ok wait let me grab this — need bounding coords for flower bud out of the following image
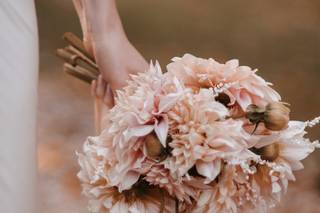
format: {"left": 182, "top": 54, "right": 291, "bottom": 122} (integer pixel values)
{"left": 264, "top": 102, "right": 290, "bottom": 131}
{"left": 258, "top": 143, "right": 280, "bottom": 162}
{"left": 246, "top": 104, "right": 266, "bottom": 123}
{"left": 145, "top": 133, "right": 165, "bottom": 161}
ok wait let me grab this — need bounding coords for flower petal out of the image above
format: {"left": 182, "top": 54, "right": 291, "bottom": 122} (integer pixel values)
{"left": 123, "top": 125, "right": 154, "bottom": 141}
{"left": 154, "top": 116, "right": 169, "bottom": 147}
{"left": 196, "top": 160, "right": 221, "bottom": 183}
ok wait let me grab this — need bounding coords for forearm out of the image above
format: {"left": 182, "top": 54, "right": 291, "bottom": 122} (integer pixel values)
{"left": 77, "top": 0, "right": 148, "bottom": 90}
{"left": 82, "top": 0, "right": 126, "bottom": 41}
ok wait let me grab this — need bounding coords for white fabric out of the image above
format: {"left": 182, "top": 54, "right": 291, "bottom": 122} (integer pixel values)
{"left": 0, "top": 0, "right": 38, "bottom": 213}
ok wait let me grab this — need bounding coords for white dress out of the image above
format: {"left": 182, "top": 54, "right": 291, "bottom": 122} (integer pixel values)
{"left": 0, "top": 0, "right": 38, "bottom": 212}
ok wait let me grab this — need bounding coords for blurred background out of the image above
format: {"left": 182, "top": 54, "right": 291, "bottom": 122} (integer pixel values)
{"left": 36, "top": 0, "right": 320, "bottom": 212}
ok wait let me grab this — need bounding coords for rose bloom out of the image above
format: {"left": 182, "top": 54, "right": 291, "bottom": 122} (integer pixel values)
{"left": 167, "top": 54, "right": 281, "bottom": 117}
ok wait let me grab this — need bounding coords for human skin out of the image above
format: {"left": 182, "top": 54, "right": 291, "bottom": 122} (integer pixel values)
{"left": 73, "top": 0, "right": 149, "bottom": 133}
{"left": 91, "top": 75, "right": 114, "bottom": 134}
{"left": 72, "top": 0, "right": 148, "bottom": 91}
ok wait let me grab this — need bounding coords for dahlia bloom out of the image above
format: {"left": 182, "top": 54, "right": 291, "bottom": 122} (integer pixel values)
{"left": 77, "top": 131, "right": 175, "bottom": 213}
{"left": 251, "top": 121, "right": 318, "bottom": 196}
{"left": 167, "top": 89, "right": 253, "bottom": 183}
{"left": 143, "top": 162, "right": 207, "bottom": 204}
{"left": 104, "top": 62, "right": 184, "bottom": 191}
{"left": 167, "top": 54, "right": 281, "bottom": 115}
{"left": 188, "top": 120, "right": 318, "bottom": 213}
{"left": 191, "top": 165, "right": 269, "bottom": 213}
{"left": 255, "top": 121, "right": 317, "bottom": 172}
{"left": 241, "top": 121, "right": 319, "bottom": 211}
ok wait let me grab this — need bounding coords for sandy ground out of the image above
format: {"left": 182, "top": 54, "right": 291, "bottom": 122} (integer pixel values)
{"left": 36, "top": 0, "right": 320, "bottom": 212}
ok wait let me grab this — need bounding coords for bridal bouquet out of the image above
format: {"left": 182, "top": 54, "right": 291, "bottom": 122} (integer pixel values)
{"left": 77, "top": 54, "right": 319, "bottom": 213}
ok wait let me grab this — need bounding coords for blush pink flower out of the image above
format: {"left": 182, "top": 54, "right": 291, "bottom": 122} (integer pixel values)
{"left": 254, "top": 121, "right": 317, "bottom": 172}
{"left": 78, "top": 138, "right": 176, "bottom": 213}
{"left": 191, "top": 165, "right": 268, "bottom": 213}
{"left": 167, "top": 54, "right": 281, "bottom": 115}
{"left": 190, "top": 120, "right": 318, "bottom": 213}
{"left": 101, "top": 62, "right": 185, "bottom": 191}
{"left": 77, "top": 135, "right": 116, "bottom": 187}
{"left": 77, "top": 55, "right": 319, "bottom": 213}
{"left": 238, "top": 121, "right": 320, "bottom": 211}
{"left": 82, "top": 183, "right": 175, "bottom": 213}
{"left": 166, "top": 89, "right": 253, "bottom": 183}
{"left": 143, "top": 162, "right": 208, "bottom": 204}
{"left": 252, "top": 121, "right": 318, "bottom": 190}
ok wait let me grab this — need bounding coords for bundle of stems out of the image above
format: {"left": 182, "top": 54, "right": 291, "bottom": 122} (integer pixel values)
{"left": 56, "top": 32, "right": 99, "bottom": 84}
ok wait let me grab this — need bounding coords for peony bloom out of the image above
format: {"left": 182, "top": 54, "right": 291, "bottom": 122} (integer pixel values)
{"left": 167, "top": 54, "right": 281, "bottom": 116}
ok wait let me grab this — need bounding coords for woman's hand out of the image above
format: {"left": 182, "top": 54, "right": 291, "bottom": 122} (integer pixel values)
{"left": 72, "top": 0, "right": 148, "bottom": 91}
{"left": 91, "top": 75, "right": 114, "bottom": 108}
{"left": 91, "top": 75, "right": 114, "bottom": 133}
{"left": 72, "top": 0, "right": 93, "bottom": 55}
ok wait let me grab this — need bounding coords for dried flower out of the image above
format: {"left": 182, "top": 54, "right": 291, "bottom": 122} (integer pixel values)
{"left": 215, "top": 92, "right": 231, "bottom": 106}
{"left": 251, "top": 143, "right": 280, "bottom": 161}
{"left": 246, "top": 102, "right": 290, "bottom": 132}
{"left": 264, "top": 102, "right": 290, "bottom": 131}
{"left": 144, "top": 132, "right": 167, "bottom": 162}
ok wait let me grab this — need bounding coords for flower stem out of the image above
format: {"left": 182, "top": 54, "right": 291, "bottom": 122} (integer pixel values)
{"left": 175, "top": 198, "right": 179, "bottom": 213}
{"left": 159, "top": 189, "right": 165, "bottom": 213}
